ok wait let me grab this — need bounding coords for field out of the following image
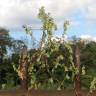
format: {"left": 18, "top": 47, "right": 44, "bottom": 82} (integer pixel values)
{"left": 0, "top": 5, "right": 96, "bottom": 96}
{"left": 0, "top": 89, "right": 96, "bottom": 96}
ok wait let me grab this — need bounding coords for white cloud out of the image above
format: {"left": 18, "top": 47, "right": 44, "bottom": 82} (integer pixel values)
{"left": 80, "top": 35, "right": 96, "bottom": 42}
{"left": 0, "top": 0, "right": 96, "bottom": 31}
{"left": 80, "top": 35, "right": 91, "bottom": 39}
{"left": 92, "top": 37, "right": 96, "bottom": 42}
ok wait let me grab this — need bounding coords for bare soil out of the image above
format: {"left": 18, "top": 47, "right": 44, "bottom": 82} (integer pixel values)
{"left": 0, "top": 89, "right": 96, "bottom": 96}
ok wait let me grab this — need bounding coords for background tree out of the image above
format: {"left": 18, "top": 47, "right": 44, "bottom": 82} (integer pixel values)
{"left": 0, "top": 28, "right": 13, "bottom": 89}
{"left": 81, "top": 41, "right": 96, "bottom": 90}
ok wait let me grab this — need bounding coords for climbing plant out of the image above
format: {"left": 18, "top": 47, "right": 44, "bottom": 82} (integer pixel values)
{"left": 25, "top": 7, "right": 81, "bottom": 90}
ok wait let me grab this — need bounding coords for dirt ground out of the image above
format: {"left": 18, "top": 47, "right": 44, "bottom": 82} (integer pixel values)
{"left": 0, "top": 89, "right": 96, "bottom": 96}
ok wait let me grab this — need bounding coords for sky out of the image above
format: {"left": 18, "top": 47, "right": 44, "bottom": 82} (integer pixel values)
{"left": 0, "top": 0, "right": 96, "bottom": 41}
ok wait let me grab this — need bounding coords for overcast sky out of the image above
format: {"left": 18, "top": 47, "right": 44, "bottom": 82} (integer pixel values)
{"left": 0, "top": 0, "right": 96, "bottom": 40}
